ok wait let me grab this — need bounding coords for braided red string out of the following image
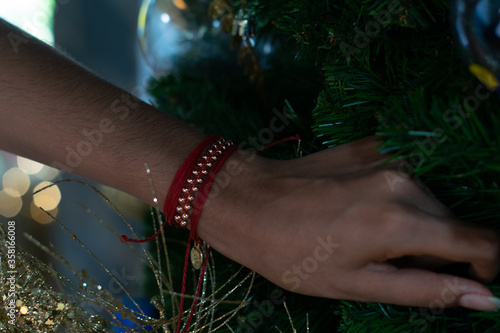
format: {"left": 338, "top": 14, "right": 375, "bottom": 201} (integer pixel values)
{"left": 164, "top": 135, "right": 222, "bottom": 230}
{"left": 120, "top": 135, "right": 219, "bottom": 244}
{"left": 176, "top": 144, "right": 237, "bottom": 332}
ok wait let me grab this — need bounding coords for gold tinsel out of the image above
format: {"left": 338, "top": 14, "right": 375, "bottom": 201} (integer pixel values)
{"left": 0, "top": 178, "right": 256, "bottom": 332}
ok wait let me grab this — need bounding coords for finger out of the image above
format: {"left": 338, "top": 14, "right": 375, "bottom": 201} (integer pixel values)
{"left": 350, "top": 265, "right": 499, "bottom": 311}
{"left": 387, "top": 214, "right": 500, "bottom": 283}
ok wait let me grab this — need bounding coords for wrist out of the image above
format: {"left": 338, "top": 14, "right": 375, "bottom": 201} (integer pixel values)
{"left": 196, "top": 148, "right": 276, "bottom": 264}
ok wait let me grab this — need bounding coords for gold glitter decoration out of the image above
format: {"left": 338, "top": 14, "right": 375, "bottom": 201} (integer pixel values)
{"left": 0, "top": 224, "right": 107, "bottom": 332}
{"left": 0, "top": 177, "right": 259, "bottom": 332}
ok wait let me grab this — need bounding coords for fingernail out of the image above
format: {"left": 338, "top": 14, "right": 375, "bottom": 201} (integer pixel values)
{"left": 459, "top": 294, "right": 500, "bottom": 311}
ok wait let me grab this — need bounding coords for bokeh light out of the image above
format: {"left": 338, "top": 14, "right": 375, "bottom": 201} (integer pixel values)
{"left": 17, "top": 156, "right": 44, "bottom": 175}
{"left": 0, "top": 189, "right": 22, "bottom": 217}
{"left": 35, "top": 165, "right": 60, "bottom": 181}
{"left": 3, "top": 167, "right": 30, "bottom": 196}
{"left": 30, "top": 201, "right": 57, "bottom": 224}
{"left": 161, "top": 13, "right": 170, "bottom": 23}
{"left": 19, "top": 306, "right": 28, "bottom": 315}
{"left": 173, "top": 0, "right": 188, "bottom": 10}
{"left": 33, "top": 181, "right": 61, "bottom": 211}
{"left": 0, "top": 0, "right": 55, "bottom": 45}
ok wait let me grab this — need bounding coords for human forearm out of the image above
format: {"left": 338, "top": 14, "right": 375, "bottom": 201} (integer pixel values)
{"left": 0, "top": 18, "right": 270, "bottom": 283}
{"left": 0, "top": 18, "right": 205, "bottom": 205}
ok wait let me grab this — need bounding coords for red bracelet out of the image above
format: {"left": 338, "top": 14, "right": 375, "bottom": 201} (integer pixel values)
{"left": 120, "top": 135, "right": 236, "bottom": 243}
{"left": 177, "top": 136, "right": 237, "bottom": 332}
{"left": 166, "top": 136, "right": 236, "bottom": 233}
{"left": 120, "top": 135, "right": 237, "bottom": 333}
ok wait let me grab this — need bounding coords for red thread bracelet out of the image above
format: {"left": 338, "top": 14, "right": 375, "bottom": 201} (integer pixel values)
{"left": 120, "top": 135, "right": 237, "bottom": 333}
{"left": 174, "top": 137, "right": 237, "bottom": 333}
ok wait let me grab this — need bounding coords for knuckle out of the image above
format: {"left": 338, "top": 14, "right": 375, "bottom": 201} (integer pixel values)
{"left": 373, "top": 169, "right": 415, "bottom": 193}
{"left": 375, "top": 202, "right": 418, "bottom": 238}
{"left": 377, "top": 169, "right": 401, "bottom": 180}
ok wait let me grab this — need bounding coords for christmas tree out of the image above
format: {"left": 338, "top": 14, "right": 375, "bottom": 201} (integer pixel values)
{"left": 3, "top": 0, "right": 500, "bottom": 331}
{"left": 144, "top": 0, "right": 500, "bottom": 331}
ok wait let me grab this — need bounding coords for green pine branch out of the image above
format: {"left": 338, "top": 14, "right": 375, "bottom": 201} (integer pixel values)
{"left": 147, "top": 0, "right": 500, "bottom": 331}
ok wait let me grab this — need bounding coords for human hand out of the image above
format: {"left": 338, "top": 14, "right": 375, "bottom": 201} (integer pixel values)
{"left": 198, "top": 136, "right": 500, "bottom": 312}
